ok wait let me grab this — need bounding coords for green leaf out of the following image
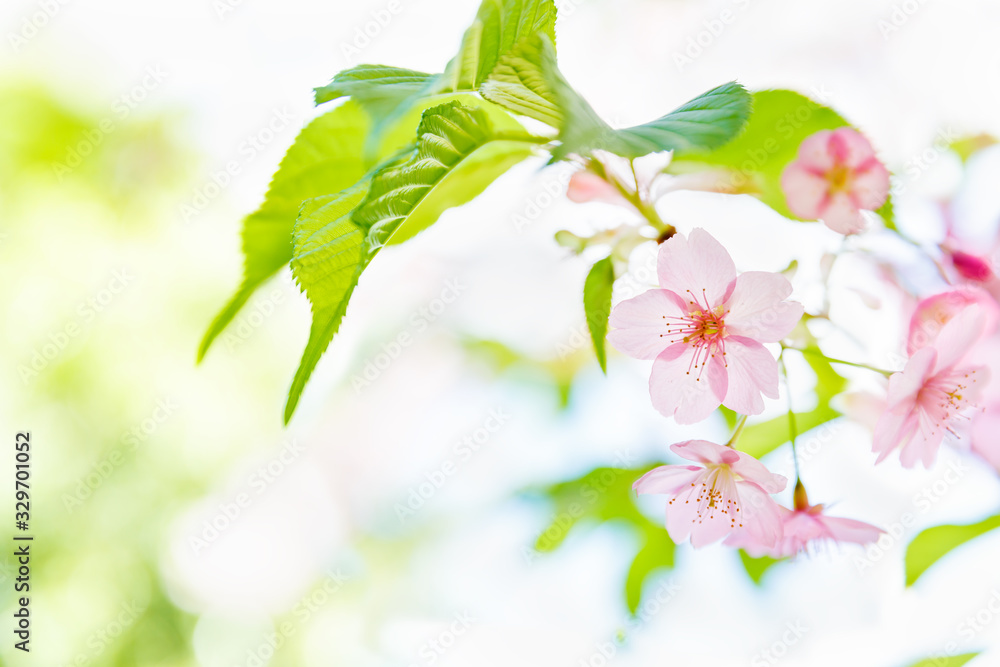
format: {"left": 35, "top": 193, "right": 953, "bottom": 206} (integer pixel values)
{"left": 876, "top": 196, "right": 896, "bottom": 231}
{"left": 283, "top": 101, "right": 538, "bottom": 421}
{"left": 529, "top": 462, "right": 675, "bottom": 615}
{"left": 285, "top": 185, "right": 370, "bottom": 424}
{"left": 669, "top": 89, "right": 895, "bottom": 226}
{"left": 625, "top": 532, "right": 675, "bottom": 614}
{"left": 736, "top": 351, "right": 846, "bottom": 459}
{"left": 313, "top": 65, "right": 442, "bottom": 160}
{"left": 529, "top": 35, "right": 751, "bottom": 161}
{"left": 441, "top": 0, "right": 557, "bottom": 92}
{"left": 351, "top": 101, "right": 536, "bottom": 252}
{"left": 607, "top": 81, "right": 753, "bottom": 160}
{"left": 313, "top": 0, "right": 557, "bottom": 152}
{"left": 738, "top": 550, "right": 783, "bottom": 585}
{"left": 904, "top": 653, "right": 980, "bottom": 667}
{"left": 583, "top": 256, "right": 615, "bottom": 373}
{"left": 479, "top": 34, "right": 562, "bottom": 127}
{"left": 905, "top": 514, "right": 1000, "bottom": 586}
{"left": 313, "top": 65, "right": 437, "bottom": 114}
{"left": 198, "top": 102, "right": 369, "bottom": 361}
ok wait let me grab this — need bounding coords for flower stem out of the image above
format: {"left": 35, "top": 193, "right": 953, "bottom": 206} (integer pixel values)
{"left": 779, "top": 352, "right": 802, "bottom": 483}
{"left": 782, "top": 344, "right": 894, "bottom": 377}
{"left": 592, "top": 157, "right": 676, "bottom": 238}
{"left": 726, "top": 414, "right": 749, "bottom": 448}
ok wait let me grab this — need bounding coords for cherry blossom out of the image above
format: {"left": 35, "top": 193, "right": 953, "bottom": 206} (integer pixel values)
{"left": 634, "top": 440, "right": 787, "bottom": 548}
{"left": 874, "top": 305, "right": 991, "bottom": 468}
{"left": 907, "top": 287, "right": 999, "bottom": 355}
{"left": 607, "top": 228, "right": 803, "bottom": 423}
{"left": 727, "top": 482, "right": 882, "bottom": 557}
{"left": 781, "top": 127, "right": 890, "bottom": 235}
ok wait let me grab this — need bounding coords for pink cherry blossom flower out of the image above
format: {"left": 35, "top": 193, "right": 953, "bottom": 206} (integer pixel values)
{"left": 781, "top": 127, "right": 890, "bottom": 235}
{"left": 906, "top": 287, "right": 999, "bottom": 355}
{"left": 726, "top": 482, "right": 882, "bottom": 557}
{"left": 607, "top": 228, "right": 804, "bottom": 423}
{"left": 634, "top": 440, "right": 787, "bottom": 548}
{"left": 728, "top": 505, "right": 883, "bottom": 558}
{"left": 874, "top": 306, "right": 991, "bottom": 468}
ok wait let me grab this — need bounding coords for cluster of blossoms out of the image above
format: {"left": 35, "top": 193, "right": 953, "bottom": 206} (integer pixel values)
{"left": 569, "top": 126, "right": 998, "bottom": 557}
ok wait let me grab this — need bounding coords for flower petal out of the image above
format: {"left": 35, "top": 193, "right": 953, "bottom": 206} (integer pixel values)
{"left": 817, "top": 515, "right": 883, "bottom": 545}
{"left": 720, "top": 336, "right": 779, "bottom": 416}
{"left": 649, "top": 344, "right": 727, "bottom": 424}
{"left": 931, "top": 305, "right": 988, "bottom": 373}
{"left": 873, "top": 409, "right": 918, "bottom": 464}
{"left": 907, "top": 288, "right": 999, "bottom": 355}
{"left": 898, "top": 420, "right": 947, "bottom": 469}
{"left": 656, "top": 228, "right": 736, "bottom": 307}
{"left": 670, "top": 439, "right": 730, "bottom": 465}
{"left": 633, "top": 464, "right": 703, "bottom": 495}
{"left": 728, "top": 451, "right": 788, "bottom": 494}
{"left": 886, "top": 347, "right": 937, "bottom": 408}
{"left": 566, "top": 169, "right": 625, "bottom": 205}
{"left": 828, "top": 127, "right": 877, "bottom": 168}
{"left": 971, "top": 406, "right": 1000, "bottom": 470}
{"left": 725, "top": 272, "right": 804, "bottom": 343}
{"left": 820, "top": 192, "right": 867, "bottom": 235}
{"left": 781, "top": 162, "right": 830, "bottom": 220}
{"left": 850, "top": 160, "right": 890, "bottom": 211}
{"left": 735, "top": 481, "right": 784, "bottom": 548}
{"left": 607, "top": 289, "right": 687, "bottom": 360}
{"left": 795, "top": 130, "right": 836, "bottom": 171}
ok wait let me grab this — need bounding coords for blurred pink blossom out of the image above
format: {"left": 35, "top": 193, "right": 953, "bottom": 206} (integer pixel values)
{"left": 906, "top": 287, "right": 999, "bottom": 355}
{"left": 727, "top": 504, "right": 882, "bottom": 558}
{"left": 781, "top": 127, "right": 890, "bottom": 235}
